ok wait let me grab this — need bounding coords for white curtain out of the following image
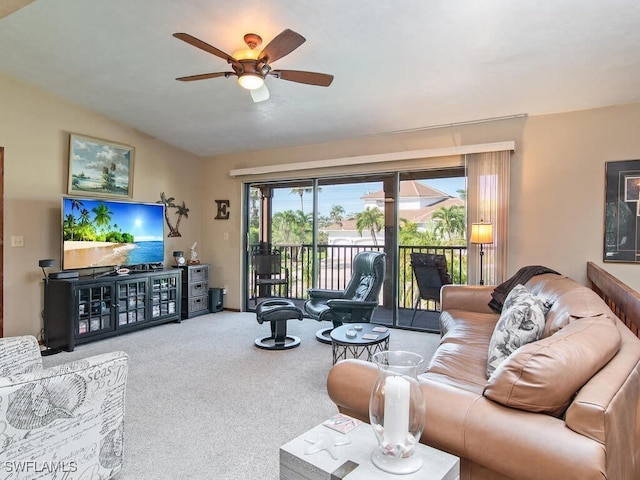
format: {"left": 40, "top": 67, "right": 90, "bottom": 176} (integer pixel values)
{"left": 466, "top": 150, "right": 511, "bottom": 285}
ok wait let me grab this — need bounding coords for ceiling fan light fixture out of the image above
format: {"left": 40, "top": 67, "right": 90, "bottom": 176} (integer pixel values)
{"left": 238, "top": 73, "right": 264, "bottom": 90}
{"left": 173, "top": 29, "right": 333, "bottom": 92}
{"left": 232, "top": 47, "right": 260, "bottom": 61}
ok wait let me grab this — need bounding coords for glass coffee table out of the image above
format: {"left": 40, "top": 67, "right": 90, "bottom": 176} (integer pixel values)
{"left": 330, "top": 323, "right": 390, "bottom": 364}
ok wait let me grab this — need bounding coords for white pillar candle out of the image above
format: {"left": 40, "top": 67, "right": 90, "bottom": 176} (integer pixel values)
{"left": 383, "top": 375, "right": 410, "bottom": 448}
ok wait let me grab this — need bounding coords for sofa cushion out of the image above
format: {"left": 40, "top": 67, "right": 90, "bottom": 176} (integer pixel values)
{"left": 541, "top": 286, "right": 613, "bottom": 338}
{"left": 429, "top": 309, "right": 499, "bottom": 393}
{"left": 483, "top": 315, "right": 621, "bottom": 417}
{"left": 525, "top": 273, "right": 577, "bottom": 302}
{"left": 486, "top": 285, "right": 546, "bottom": 377}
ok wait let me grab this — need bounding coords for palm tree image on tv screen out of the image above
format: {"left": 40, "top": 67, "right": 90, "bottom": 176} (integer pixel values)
{"left": 62, "top": 197, "right": 165, "bottom": 270}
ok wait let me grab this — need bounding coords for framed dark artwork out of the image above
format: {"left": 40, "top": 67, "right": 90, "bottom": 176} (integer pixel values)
{"left": 68, "top": 134, "right": 135, "bottom": 198}
{"left": 604, "top": 159, "right": 640, "bottom": 263}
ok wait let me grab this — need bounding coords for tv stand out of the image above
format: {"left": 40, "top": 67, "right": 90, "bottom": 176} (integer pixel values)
{"left": 44, "top": 269, "right": 182, "bottom": 352}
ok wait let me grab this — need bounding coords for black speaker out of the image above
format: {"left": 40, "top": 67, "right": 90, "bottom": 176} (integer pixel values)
{"left": 208, "top": 288, "right": 223, "bottom": 313}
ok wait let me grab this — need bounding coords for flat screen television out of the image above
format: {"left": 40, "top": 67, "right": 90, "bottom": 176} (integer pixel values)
{"left": 62, "top": 196, "right": 165, "bottom": 271}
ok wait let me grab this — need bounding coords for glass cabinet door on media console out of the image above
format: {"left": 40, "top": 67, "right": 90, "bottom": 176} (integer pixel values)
{"left": 116, "top": 278, "right": 147, "bottom": 327}
{"left": 76, "top": 282, "right": 113, "bottom": 337}
{"left": 150, "top": 275, "right": 179, "bottom": 319}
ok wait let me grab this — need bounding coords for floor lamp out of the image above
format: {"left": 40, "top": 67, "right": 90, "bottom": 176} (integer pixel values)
{"left": 470, "top": 222, "right": 493, "bottom": 285}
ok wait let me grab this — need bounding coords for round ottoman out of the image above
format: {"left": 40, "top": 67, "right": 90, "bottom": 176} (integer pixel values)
{"left": 255, "top": 299, "right": 304, "bottom": 350}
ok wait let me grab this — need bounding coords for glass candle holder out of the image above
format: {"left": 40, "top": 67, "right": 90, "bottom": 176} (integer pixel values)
{"left": 369, "top": 350, "right": 426, "bottom": 474}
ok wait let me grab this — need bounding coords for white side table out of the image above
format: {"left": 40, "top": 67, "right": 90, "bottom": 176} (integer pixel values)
{"left": 280, "top": 419, "right": 459, "bottom": 480}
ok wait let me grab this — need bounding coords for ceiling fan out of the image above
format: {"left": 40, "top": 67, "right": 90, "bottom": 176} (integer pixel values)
{"left": 173, "top": 29, "right": 334, "bottom": 102}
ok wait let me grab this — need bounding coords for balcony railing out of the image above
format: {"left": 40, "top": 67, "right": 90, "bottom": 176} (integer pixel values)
{"left": 249, "top": 244, "right": 468, "bottom": 311}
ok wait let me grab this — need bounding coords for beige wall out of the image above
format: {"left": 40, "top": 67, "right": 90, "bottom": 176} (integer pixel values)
{"left": 3, "top": 67, "right": 640, "bottom": 332}
{"left": 1, "top": 73, "right": 204, "bottom": 337}
{"left": 203, "top": 104, "right": 640, "bottom": 311}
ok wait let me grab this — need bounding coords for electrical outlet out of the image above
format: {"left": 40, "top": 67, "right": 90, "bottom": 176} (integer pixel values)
{"left": 223, "top": 284, "right": 228, "bottom": 295}
{"left": 223, "top": 232, "right": 229, "bottom": 241}
{"left": 11, "top": 235, "right": 24, "bottom": 247}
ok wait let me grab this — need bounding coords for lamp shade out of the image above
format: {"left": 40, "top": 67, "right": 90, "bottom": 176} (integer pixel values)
{"left": 38, "top": 259, "right": 55, "bottom": 268}
{"left": 470, "top": 222, "right": 493, "bottom": 244}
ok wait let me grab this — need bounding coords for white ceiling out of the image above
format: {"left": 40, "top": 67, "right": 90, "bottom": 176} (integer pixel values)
{"left": 1, "top": 0, "right": 639, "bottom": 157}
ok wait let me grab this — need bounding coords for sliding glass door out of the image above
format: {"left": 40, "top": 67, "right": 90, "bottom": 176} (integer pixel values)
{"left": 396, "top": 171, "right": 466, "bottom": 331}
{"left": 244, "top": 168, "right": 466, "bottom": 332}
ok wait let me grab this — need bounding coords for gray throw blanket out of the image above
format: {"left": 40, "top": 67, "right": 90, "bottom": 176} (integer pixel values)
{"left": 488, "top": 265, "right": 560, "bottom": 313}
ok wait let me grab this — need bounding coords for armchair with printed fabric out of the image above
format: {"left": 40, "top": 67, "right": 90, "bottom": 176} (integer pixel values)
{"left": 0, "top": 335, "right": 129, "bottom": 479}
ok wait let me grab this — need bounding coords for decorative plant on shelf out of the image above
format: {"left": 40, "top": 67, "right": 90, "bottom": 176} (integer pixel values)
{"left": 157, "top": 192, "right": 190, "bottom": 237}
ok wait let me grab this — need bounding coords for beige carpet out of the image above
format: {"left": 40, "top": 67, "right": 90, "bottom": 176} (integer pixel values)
{"left": 44, "top": 312, "right": 441, "bottom": 479}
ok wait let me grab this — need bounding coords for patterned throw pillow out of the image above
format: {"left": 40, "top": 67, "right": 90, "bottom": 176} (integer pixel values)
{"left": 486, "top": 284, "right": 546, "bottom": 378}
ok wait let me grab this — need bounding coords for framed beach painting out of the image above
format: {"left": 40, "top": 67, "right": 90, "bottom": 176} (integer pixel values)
{"left": 604, "top": 159, "right": 640, "bottom": 263}
{"left": 68, "top": 134, "right": 135, "bottom": 198}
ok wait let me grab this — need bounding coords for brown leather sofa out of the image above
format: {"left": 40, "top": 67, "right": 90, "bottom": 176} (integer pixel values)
{"left": 327, "top": 273, "right": 640, "bottom": 480}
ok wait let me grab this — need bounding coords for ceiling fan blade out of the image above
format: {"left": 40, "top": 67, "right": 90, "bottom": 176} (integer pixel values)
{"left": 250, "top": 84, "right": 270, "bottom": 103}
{"left": 176, "top": 72, "right": 235, "bottom": 82}
{"left": 258, "top": 29, "right": 306, "bottom": 64}
{"left": 173, "top": 32, "right": 239, "bottom": 65}
{"left": 271, "top": 70, "right": 334, "bottom": 87}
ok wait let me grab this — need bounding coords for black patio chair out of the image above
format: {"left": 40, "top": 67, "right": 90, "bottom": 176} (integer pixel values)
{"left": 410, "top": 253, "right": 452, "bottom": 325}
{"left": 252, "top": 249, "right": 289, "bottom": 299}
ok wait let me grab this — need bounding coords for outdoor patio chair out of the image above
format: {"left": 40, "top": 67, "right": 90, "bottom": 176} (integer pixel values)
{"left": 253, "top": 249, "right": 289, "bottom": 299}
{"left": 304, "top": 250, "right": 386, "bottom": 343}
{"left": 410, "top": 252, "right": 452, "bottom": 325}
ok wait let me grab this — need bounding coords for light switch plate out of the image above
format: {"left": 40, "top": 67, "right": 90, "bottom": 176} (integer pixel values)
{"left": 11, "top": 235, "right": 24, "bottom": 247}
